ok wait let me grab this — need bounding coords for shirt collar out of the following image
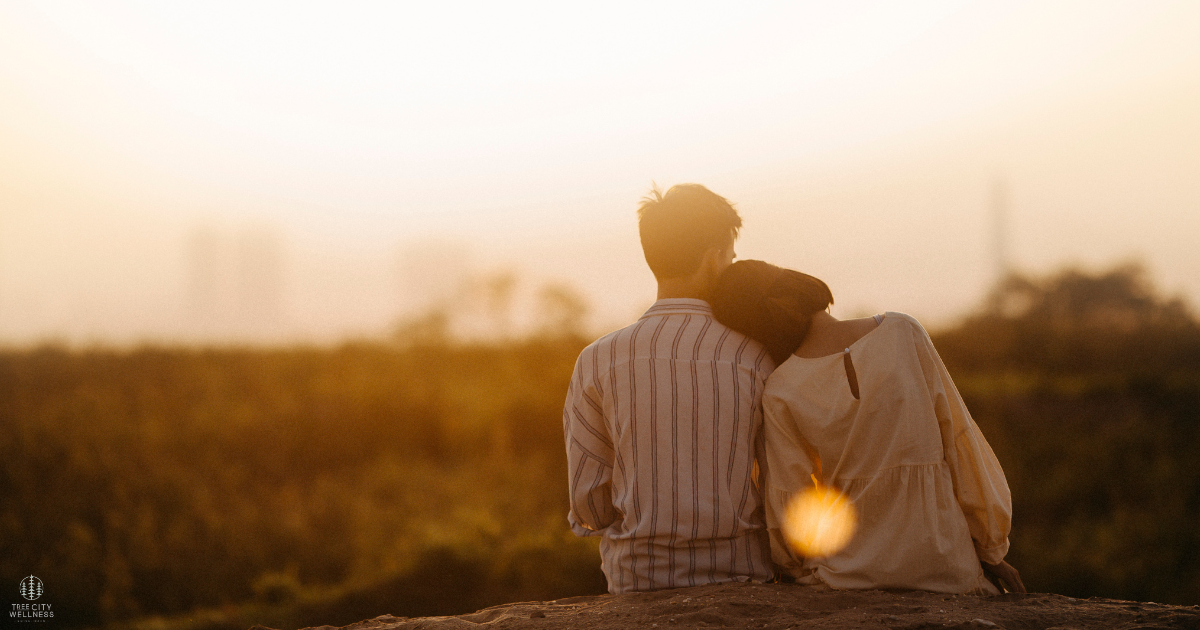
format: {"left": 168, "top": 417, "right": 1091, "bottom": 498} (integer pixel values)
{"left": 639, "top": 298, "right": 714, "bottom": 320}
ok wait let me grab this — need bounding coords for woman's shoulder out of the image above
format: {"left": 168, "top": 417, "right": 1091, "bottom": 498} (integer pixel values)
{"left": 867, "top": 312, "right": 940, "bottom": 360}
{"left": 881, "top": 311, "right": 919, "bottom": 325}
{"left": 872, "top": 313, "right": 950, "bottom": 376}
{"left": 881, "top": 311, "right": 931, "bottom": 337}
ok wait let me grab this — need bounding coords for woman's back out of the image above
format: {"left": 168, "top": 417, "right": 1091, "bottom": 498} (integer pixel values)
{"left": 761, "top": 312, "right": 1010, "bottom": 594}
{"left": 791, "top": 312, "right": 882, "bottom": 359}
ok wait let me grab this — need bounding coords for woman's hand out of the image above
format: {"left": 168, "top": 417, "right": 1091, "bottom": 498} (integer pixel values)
{"left": 981, "top": 560, "right": 1026, "bottom": 593}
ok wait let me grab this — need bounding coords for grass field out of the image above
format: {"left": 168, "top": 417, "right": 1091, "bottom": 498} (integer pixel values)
{"left": 2, "top": 265, "right": 1198, "bottom": 629}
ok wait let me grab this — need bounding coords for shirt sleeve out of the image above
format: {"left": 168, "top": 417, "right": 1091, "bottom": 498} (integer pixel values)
{"left": 911, "top": 320, "right": 1013, "bottom": 565}
{"left": 564, "top": 348, "right": 618, "bottom": 537}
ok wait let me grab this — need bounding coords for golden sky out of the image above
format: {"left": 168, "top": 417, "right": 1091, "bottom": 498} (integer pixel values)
{"left": 1, "top": 1, "right": 1198, "bottom": 344}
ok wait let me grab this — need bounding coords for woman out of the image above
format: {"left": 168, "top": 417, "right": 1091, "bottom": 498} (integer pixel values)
{"left": 710, "top": 260, "right": 1024, "bottom": 594}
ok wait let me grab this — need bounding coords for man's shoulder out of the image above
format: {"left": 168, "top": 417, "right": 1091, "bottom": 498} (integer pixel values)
{"left": 577, "top": 315, "right": 773, "bottom": 371}
{"left": 575, "top": 319, "right": 643, "bottom": 365}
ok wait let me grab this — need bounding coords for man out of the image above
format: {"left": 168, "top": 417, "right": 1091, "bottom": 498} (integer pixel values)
{"left": 563, "top": 184, "right": 776, "bottom": 594}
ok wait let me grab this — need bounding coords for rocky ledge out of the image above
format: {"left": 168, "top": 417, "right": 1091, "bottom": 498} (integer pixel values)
{"left": 253, "top": 582, "right": 1200, "bottom": 630}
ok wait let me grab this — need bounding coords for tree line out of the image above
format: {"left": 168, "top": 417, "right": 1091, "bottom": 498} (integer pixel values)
{"left": 0, "top": 263, "right": 1196, "bottom": 630}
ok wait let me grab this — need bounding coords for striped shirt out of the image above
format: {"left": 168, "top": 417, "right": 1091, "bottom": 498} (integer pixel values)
{"left": 564, "top": 298, "right": 776, "bottom": 594}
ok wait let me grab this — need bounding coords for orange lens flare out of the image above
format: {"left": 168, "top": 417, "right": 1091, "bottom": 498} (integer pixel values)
{"left": 782, "top": 475, "right": 858, "bottom": 558}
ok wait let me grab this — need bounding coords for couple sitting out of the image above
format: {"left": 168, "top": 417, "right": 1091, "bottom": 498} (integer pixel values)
{"left": 563, "top": 184, "right": 1024, "bottom": 596}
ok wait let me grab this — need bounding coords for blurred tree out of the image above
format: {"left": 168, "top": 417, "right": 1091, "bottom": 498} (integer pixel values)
{"left": 392, "top": 308, "right": 450, "bottom": 348}
{"left": 4, "top": 262, "right": 1199, "bottom": 630}
{"left": 940, "top": 262, "right": 1200, "bottom": 373}
{"left": 930, "top": 261, "right": 1200, "bottom": 604}
{"left": 535, "top": 283, "right": 589, "bottom": 340}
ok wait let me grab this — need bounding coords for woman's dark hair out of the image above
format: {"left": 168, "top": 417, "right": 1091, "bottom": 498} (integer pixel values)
{"left": 710, "top": 260, "right": 834, "bottom": 365}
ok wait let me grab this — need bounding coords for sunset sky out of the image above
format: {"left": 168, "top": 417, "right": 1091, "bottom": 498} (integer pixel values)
{"left": 1, "top": 1, "right": 1198, "bottom": 344}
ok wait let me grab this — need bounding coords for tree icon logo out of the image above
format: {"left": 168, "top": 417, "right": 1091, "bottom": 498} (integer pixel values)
{"left": 19, "top": 575, "right": 43, "bottom": 601}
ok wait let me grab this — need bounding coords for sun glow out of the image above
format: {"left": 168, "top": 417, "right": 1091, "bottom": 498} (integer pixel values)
{"left": 2, "top": 2, "right": 1199, "bottom": 345}
{"left": 783, "top": 475, "right": 858, "bottom": 558}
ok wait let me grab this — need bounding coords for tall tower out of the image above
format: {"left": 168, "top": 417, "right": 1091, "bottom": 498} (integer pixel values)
{"left": 991, "top": 178, "right": 1011, "bottom": 284}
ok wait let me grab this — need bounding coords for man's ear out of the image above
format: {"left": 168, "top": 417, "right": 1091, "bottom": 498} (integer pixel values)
{"left": 700, "top": 246, "right": 722, "bottom": 275}
{"left": 700, "top": 246, "right": 728, "bottom": 290}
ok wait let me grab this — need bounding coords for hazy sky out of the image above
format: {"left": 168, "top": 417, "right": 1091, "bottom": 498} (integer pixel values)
{"left": 2, "top": 1, "right": 1198, "bottom": 344}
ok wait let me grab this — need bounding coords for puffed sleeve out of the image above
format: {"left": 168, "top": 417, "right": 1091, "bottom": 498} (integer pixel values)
{"left": 563, "top": 347, "right": 618, "bottom": 537}
{"left": 911, "top": 320, "right": 1012, "bottom": 565}
{"left": 762, "top": 385, "right": 821, "bottom": 574}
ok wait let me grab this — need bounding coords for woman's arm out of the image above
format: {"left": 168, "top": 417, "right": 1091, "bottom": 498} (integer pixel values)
{"left": 762, "top": 391, "right": 821, "bottom": 573}
{"left": 982, "top": 559, "right": 1026, "bottom": 593}
{"left": 910, "top": 318, "right": 1015, "bottom": 566}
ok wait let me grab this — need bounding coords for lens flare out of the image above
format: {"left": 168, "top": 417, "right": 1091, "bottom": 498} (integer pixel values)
{"left": 783, "top": 475, "right": 858, "bottom": 557}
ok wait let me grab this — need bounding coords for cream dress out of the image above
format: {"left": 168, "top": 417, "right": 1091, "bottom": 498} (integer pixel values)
{"left": 762, "top": 312, "right": 1010, "bottom": 594}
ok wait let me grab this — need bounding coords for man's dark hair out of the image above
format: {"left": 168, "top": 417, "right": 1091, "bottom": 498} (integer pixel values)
{"left": 637, "top": 184, "right": 742, "bottom": 280}
{"left": 711, "top": 260, "right": 834, "bottom": 365}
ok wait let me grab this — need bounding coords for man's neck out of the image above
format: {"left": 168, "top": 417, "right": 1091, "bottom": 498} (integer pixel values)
{"left": 656, "top": 276, "right": 710, "bottom": 302}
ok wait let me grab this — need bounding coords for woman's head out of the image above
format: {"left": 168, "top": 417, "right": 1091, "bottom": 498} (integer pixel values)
{"left": 710, "top": 260, "right": 834, "bottom": 365}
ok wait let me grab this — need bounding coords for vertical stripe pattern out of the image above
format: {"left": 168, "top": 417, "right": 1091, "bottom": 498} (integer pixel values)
{"left": 564, "top": 299, "right": 776, "bottom": 594}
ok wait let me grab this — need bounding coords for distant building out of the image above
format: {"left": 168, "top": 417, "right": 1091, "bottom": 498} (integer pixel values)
{"left": 186, "top": 225, "right": 286, "bottom": 342}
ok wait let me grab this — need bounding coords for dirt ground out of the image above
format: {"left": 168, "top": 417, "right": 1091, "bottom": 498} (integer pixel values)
{"left": 273, "top": 582, "right": 1200, "bottom": 630}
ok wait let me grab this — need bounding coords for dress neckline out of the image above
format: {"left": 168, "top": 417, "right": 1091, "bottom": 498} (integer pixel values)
{"left": 788, "top": 313, "right": 890, "bottom": 362}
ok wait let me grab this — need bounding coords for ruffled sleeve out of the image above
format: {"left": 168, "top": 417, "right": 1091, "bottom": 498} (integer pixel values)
{"left": 910, "top": 319, "right": 1012, "bottom": 565}
{"left": 762, "top": 385, "right": 821, "bottom": 574}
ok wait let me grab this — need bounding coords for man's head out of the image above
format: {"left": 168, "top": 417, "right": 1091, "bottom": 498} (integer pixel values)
{"left": 637, "top": 184, "right": 742, "bottom": 296}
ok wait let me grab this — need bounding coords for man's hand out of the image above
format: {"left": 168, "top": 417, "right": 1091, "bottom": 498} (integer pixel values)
{"left": 981, "top": 560, "right": 1026, "bottom": 593}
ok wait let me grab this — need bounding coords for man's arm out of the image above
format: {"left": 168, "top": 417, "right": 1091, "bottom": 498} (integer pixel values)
{"left": 564, "top": 351, "right": 618, "bottom": 536}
